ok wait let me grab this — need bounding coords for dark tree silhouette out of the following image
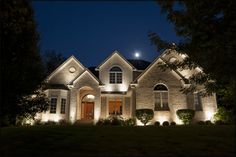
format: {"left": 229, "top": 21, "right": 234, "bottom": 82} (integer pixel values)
{"left": 43, "top": 50, "right": 66, "bottom": 75}
{"left": 149, "top": 0, "right": 236, "bottom": 110}
{"left": 0, "top": 0, "right": 47, "bottom": 125}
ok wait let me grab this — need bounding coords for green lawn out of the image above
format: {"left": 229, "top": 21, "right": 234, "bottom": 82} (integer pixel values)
{"left": 0, "top": 125, "right": 235, "bottom": 157}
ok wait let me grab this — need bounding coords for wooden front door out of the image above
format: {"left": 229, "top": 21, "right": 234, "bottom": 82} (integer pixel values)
{"left": 84, "top": 102, "right": 94, "bottom": 119}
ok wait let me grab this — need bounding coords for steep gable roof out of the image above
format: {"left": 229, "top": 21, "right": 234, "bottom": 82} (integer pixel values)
{"left": 127, "top": 59, "right": 151, "bottom": 70}
{"left": 69, "top": 68, "right": 103, "bottom": 85}
{"left": 96, "top": 50, "right": 136, "bottom": 70}
{"left": 47, "top": 55, "right": 85, "bottom": 81}
{"left": 132, "top": 49, "right": 189, "bottom": 84}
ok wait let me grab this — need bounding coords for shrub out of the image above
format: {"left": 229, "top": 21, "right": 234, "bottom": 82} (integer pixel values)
{"left": 136, "top": 109, "right": 154, "bottom": 126}
{"left": 154, "top": 121, "right": 160, "bottom": 126}
{"left": 213, "top": 107, "right": 233, "bottom": 124}
{"left": 45, "top": 120, "right": 57, "bottom": 125}
{"left": 214, "top": 120, "right": 225, "bottom": 125}
{"left": 197, "top": 121, "right": 205, "bottom": 125}
{"left": 162, "top": 121, "right": 169, "bottom": 126}
{"left": 96, "top": 119, "right": 104, "bottom": 126}
{"left": 205, "top": 120, "right": 212, "bottom": 125}
{"left": 176, "top": 109, "right": 195, "bottom": 125}
{"left": 170, "top": 121, "right": 176, "bottom": 126}
{"left": 124, "top": 118, "right": 136, "bottom": 126}
{"left": 58, "top": 119, "right": 67, "bottom": 125}
{"left": 103, "top": 119, "right": 111, "bottom": 125}
{"left": 34, "top": 119, "right": 42, "bottom": 125}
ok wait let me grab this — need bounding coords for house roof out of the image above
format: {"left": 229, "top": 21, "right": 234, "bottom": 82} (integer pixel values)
{"left": 127, "top": 59, "right": 151, "bottom": 70}
{"left": 47, "top": 55, "right": 85, "bottom": 81}
{"left": 132, "top": 49, "right": 189, "bottom": 84}
{"left": 44, "top": 84, "right": 69, "bottom": 90}
{"left": 69, "top": 68, "right": 104, "bottom": 85}
{"left": 96, "top": 50, "right": 136, "bottom": 70}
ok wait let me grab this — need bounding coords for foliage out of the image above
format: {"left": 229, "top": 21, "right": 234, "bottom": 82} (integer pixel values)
{"left": 0, "top": 0, "right": 45, "bottom": 125}
{"left": 124, "top": 118, "right": 136, "bottom": 126}
{"left": 197, "top": 121, "right": 205, "bottom": 125}
{"left": 154, "top": 121, "right": 160, "bottom": 126}
{"left": 136, "top": 109, "right": 154, "bottom": 126}
{"left": 149, "top": 0, "right": 236, "bottom": 110}
{"left": 44, "top": 120, "right": 57, "bottom": 125}
{"left": 43, "top": 50, "right": 66, "bottom": 75}
{"left": 162, "top": 121, "right": 169, "bottom": 126}
{"left": 15, "top": 89, "right": 49, "bottom": 125}
{"left": 213, "top": 107, "right": 233, "bottom": 123}
{"left": 96, "top": 116, "right": 126, "bottom": 126}
{"left": 170, "top": 121, "right": 176, "bottom": 126}
{"left": 205, "top": 120, "right": 213, "bottom": 125}
{"left": 176, "top": 109, "right": 195, "bottom": 125}
{"left": 58, "top": 119, "right": 68, "bottom": 125}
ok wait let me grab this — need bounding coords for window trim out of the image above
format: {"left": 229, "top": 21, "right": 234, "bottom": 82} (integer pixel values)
{"left": 60, "top": 98, "right": 66, "bottom": 114}
{"left": 50, "top": 97, "right": 57, "bottom": 114}
{"left": 153, "top": 84, "right": 169, "bottom": 111}
{"left": 109, "top": 66, "right": 123, "bottom": 84}
{"left": 108, "top": 97, "right": 123, "bottom": 116}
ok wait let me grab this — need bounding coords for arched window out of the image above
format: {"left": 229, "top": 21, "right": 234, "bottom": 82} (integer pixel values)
{"left": 154, "top": 84, "right": 169, "bottom": 111}
{"left": 109, "top": 66, "right": 122, "bottom": 84}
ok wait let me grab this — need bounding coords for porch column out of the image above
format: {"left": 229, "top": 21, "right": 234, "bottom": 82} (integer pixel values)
{"left": 69, "top": 88, "right": 77, "bottom": 123}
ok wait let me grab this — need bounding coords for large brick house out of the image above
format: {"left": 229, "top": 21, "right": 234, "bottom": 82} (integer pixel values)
{"left": 36, "top": 49, "right": 217, "bottom": 125}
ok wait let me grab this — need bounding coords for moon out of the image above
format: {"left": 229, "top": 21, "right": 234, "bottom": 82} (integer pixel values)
{"left": 134, "top": 51, "right": 140, "bottom": 58}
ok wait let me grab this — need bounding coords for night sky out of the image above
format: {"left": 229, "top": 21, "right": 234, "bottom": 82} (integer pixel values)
{"left": 32, "top": 1, "right": 180, "bottom": 67}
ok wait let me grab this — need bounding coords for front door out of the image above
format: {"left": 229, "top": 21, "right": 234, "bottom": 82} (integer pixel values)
{"left": 84, "top": 102, "right": 94, "bottom": 119}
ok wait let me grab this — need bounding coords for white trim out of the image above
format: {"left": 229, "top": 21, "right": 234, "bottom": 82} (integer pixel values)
{"left": 47, "top": 55, "right": 85, "bottom": 81}
{"left": 96, "top": 50, "right": 136, "bottom": 70}
{"left": 71, "top": 70, "right": 100, "bottom": 85}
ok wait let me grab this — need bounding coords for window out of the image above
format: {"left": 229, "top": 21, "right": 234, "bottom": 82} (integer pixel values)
{"left": 109, "top": 98, "right": 122, "bottom": 115}
{"left": 50, "top": 98, "right": 57, "bottom": 113}
{"left": 154, "top": 84, "right": 169, "bottom": 111}
{"left": 61, "top": 98, "right": 66, "bottom": 114}
{"left": 194, "top": 93, "right": 203, "bottom": 111}
{"left": 109, "top": 66, "right": 122, "bottom": 84}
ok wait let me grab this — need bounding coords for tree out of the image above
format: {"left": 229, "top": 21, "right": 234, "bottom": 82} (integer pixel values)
{"left": 136, "top": 109, "right": 154, "bottom": 126}
{"left": 43, "top": 50, "right": 66, "bottom": 75}
{"left": 0, "top": 0, "right": 46, "bottom": 125}
{"left": 149, "top": 0, "right": 236, "bottom": 111}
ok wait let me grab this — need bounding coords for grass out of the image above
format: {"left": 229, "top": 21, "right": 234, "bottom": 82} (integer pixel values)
{"left": 0, "top": 125, "right": 235, "bottom": 157}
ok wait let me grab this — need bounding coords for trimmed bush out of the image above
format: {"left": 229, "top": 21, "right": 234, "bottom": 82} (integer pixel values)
{"left": 154, "top": 121, "right": 160, "bottom": 126}
{"left": 162, "top": 121, "right": 169, "bottom": 126}
{"left": 170, "top": 121, "right": 176, "bottom": 126}
{"left": 136, "top": 109, "right": 154, "bottom": 126}
{"left": 197, "top": 121, "right": 205, "bottom": 125}
{"left": 176, "top": 109, "right": 195, "bottom": 125}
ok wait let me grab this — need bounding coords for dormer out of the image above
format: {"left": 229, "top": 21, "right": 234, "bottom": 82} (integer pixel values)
{"left": 96, "top": 50, "right": 136, "bottom": 92}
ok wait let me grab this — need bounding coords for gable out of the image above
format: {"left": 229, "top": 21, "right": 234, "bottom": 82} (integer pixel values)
{"left": 47, "top": 56, "right": 85, "bottom": 85}
{"left": 133, "top": 50, "right": 189, "bottom": 85}
{"left": 70, "top": 70, "right": 103, "bottom": 88}
{"left": 96, "top": 50, "right": 136, "bottom": 70}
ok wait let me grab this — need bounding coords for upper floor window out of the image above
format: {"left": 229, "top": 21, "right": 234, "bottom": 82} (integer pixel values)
{"left": 109, "top": 66, "right": 122, "bottom": 84}
{"left": 50, "top": 98, "right": 57, "bottom": 114}
{"left": 154, "top": 84, "right": 169, "bottom": 111}
{"left": 194, "top": 92, "right": 203, "bottom": 111}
